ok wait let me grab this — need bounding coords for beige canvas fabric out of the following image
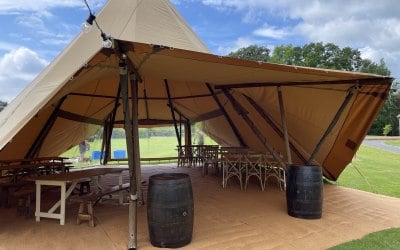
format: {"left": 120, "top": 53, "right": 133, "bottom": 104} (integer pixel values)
{"left": 0, "top": 1, "right": 392, "bottom": 180}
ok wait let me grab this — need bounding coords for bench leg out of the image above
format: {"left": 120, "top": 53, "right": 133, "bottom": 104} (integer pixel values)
{"left": 87, "top": 202, "right": 94, "bottom": 227}
{"left": 77, "top": 202, "right": 85, "bottom": 225}
{"left": 25, "top": 195, "right": 32, "bottom": 219}
{"left": 77, "top": 201, "right": 95, "bottom": 227}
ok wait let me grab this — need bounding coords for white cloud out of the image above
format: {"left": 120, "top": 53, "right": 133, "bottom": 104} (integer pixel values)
{"left": 0, "top": 0, "right": 106, "bottom": 13}
{"left": 200, "top": 0, "right": 400, "bottom": 79}
{"left": 0, "top": 47, "right": 48, "bottom": 101}
{"left": 253, "top": 25, "right": 289, "bottom": 40}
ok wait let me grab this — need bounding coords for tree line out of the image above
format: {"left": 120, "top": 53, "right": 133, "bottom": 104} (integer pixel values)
{"left": 229, "top": 42, "right": 399, "bottom": 136}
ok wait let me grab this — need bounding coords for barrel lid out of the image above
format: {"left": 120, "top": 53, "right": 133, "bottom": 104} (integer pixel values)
{"left": 150, "top": 173, "right": 189, "bottom": 181}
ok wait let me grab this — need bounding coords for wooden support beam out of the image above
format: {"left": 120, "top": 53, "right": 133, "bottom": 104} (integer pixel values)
{"left": 130, "top": 72, "right": 143, "bottom": 207}
{"left": 100, "top": 120, "right": 109, "bottom": 164}
{"left": 205, "top": 83, "right": 246, "bottom": 147}
{"left": 191, "top": 109, "right": 223, "bottom": 123}
{"left": 143, "top": 88, "right": 150, "bottom": 119}
{"left": 69, "top": 92, "right": 216, "bottom": 101}
{"left": 57, "top": 110, "right": 104, "bottom": 126}
{"left": 307, "top": 87, "right": 356, "bottom": 164}
{"left": 103, "top": 85, "right": 122, "bottom": 165}
{"left": 222, "top": 89, "right": 286, "bottom": 168}
{"left": 167, "top": 104, "right": 190, "bottom": 122}
{"left": 26, "top": 96, "right": 67, "bottom": 158}
{"left": 185, "top": 120, "right": 192, "bottom": 146}
{"left": 114, "top": 39, "right": 143, "bottom": 83}
{"left": 277, "top": 87, "right": 292, "bottom": 164}
{"left": 115, "top": 46, "right": 137, "bottom": 250}
{"left": 214, "top": 77, "right": 392, "bottom": 90}
{"left": 164, "top": 79, "right": 182, "bottom": 147}
{"left": 244, "top": 94, "right": 306, "bottom": 162}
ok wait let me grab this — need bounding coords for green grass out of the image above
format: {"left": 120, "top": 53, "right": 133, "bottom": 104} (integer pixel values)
{"left": 61, "top": 136, "right": 217, "bottom": 167}
{"left": 384, "top": 140, "right": 400, "bottom": 147}
{"left": 336, "top": 145, "right": 400, "bottom": 198}
{"left": 333, "top": 145, "right": 400, "bottom": 249}
{"left": 329, "top": 228, "right": 400, "bottom": 250}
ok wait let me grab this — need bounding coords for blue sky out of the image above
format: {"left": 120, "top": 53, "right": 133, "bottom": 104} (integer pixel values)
{"left": 0, "top": 0, "right": 399, "bottom": 101}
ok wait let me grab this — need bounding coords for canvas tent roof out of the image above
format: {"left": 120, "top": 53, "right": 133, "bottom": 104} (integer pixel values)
{"left": 0, "top": 0, "right": 393, "bottom": 181}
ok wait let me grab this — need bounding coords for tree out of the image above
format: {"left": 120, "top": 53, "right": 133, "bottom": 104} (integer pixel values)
{"left": 229, "top": 42, "right": 397, "bottom": 135}
{"left": 0, "top": 100, "right": 7, "bottom": 112}
{"left": 228, "top": 45, "right": 270, "bottom": 62}
{"left": 269, "top": 42, "right": 362, "bottom": 71}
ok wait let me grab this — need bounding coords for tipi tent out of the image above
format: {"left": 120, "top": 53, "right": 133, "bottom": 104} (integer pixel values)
{"left": 0, "top": 0, "right": 392, "bottom": 180}
{"left": 0, "top": 0, "right": 393, "bottom": 247}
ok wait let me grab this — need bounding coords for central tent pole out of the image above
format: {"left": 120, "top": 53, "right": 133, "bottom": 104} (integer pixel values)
{"left": 119, "top": 56, "right": 138, "bottom": 250}
{"left": 130, "top": 73, "right": 142, "bottom": 205}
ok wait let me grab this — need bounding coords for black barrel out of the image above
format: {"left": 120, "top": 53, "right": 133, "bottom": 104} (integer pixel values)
{"left": 147, "top": 173, "right": 194, "bottom": 248}
{"left": 286, "top": 164, "right": 323, "bottom": 219}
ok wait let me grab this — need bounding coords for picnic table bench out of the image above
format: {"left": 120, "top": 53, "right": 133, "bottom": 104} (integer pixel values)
{"left": 72, "top": 183, "right": 130, "bottom": 227}
{"left": 0, "top": 157, "right": 73, "bottom": 183}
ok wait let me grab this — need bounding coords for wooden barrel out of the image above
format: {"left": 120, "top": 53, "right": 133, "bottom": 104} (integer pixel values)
{"left": 286, "top": 164, "right": 323, "bottom": 219}
{"left": 147, "top": 173, "right": 194, "bottom": 248}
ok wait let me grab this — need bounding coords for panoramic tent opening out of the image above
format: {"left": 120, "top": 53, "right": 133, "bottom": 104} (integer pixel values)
{"left": 0, "top": 40, "right": 392, "bottom": 180}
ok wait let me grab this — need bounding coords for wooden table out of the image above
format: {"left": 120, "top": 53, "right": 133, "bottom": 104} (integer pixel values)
{"left": 34, "top": 167, "right": 128, "bottom": 225}
{"left": 0, "top": 157, "right": 72, "bottom": 182}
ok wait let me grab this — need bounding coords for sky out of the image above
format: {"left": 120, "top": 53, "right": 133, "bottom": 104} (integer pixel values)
{"left": 0, "top": 0, "right": 399, "bottom": 102}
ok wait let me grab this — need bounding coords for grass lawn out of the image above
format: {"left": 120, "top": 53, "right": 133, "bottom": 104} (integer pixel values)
{"left": 384, "top": 140, "right": 400, "bottom": 147}
{"left": 329, "top": 228, "right": 400, "bottom": 250}
{"left": 333, "top": 144, "right": 400, "bottom": 249}
{"left": 336, "top": 145, "right": 400, "bottom": 198}
{"left": 61, "top": 136, "right": 217, "bottom": 167}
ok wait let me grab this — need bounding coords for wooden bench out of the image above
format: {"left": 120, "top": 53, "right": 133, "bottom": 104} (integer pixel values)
{"left": 0, "top": 180, "right": 32, "bottom": 207}
{"left": 108, "top": 157, "right": 178, "bottom": 164}
{"left": 10, "top": 185, "right": 54, "bottom": 218}
{"left": 72, "top": 183, "right": 130, "bottom": 227}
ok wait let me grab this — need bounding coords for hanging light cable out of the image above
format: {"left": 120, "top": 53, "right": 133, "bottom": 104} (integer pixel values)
{"left": 82, "top": 13, "right": 96, "bottom": 33}
{"left": 82, "top": 0, "right": 95, "bottom": 33}
{"left": 82, "top": 0, "right": 114, "bottom": 48}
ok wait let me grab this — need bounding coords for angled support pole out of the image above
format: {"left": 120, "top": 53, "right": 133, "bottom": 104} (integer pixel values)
{"left": 206, "top": 83, "right": 246, "bottom": 147}
{"left": 244, "top": 94, "right": 306, "bottom": 162}
{"left": 184, "top": 119, "right": 192, "bottom": 147}
{"left": 26, "top": 96, "right": 67, "bottom": 158}
{"left": 222, "top": 88, "right": 285, "bottom": 168}
{"left": 307, "top": 87, "right": 356, "bottom": 164}
{"left": 277, "top": 86, "right": 292, "bottom": 164}
{"left": 103, "top": 87, "right": 121, "bottom": 164}
{"left": 164, "top": 79, "right": 182, "bottom": 147}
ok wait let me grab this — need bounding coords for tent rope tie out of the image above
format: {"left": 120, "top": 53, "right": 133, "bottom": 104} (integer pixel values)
{"left": 351, "top": 163, "right": 377, "bottom": 193}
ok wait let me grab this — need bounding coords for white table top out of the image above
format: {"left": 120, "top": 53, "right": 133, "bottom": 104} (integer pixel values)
{"left": 34, "top": 167, "right": 128, "bottom": 182}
